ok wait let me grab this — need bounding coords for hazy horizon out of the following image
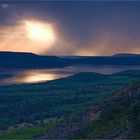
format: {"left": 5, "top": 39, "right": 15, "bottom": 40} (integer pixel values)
{"left": 1, "top": 50, "right": 140, "bottom": 57}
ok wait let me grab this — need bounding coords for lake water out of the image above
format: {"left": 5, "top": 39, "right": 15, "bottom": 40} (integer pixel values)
{"left": 1, "top": 65, "right": 140, "bottom": 85}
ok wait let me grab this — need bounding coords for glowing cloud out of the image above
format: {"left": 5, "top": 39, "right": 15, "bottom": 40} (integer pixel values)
{"left": 0, "top": 19, "right": 57, "bottom": 54}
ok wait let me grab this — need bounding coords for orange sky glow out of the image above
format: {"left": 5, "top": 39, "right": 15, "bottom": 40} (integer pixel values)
{"left": 0, "top": 19, "right": 140, "bottom": 56}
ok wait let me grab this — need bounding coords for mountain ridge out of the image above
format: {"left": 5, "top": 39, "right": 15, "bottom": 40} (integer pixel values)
{"left": 1, "top": 52, "right": 140, "bottom": 68}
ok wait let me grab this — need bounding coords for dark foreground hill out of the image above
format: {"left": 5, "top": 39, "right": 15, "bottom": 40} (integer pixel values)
{"left": 1, "top": 52, "right": 140, "bottom": 68}
{"left": 0, "top": 70, "right": 140, "bottom": 139}
{"left": 68, "top": 79, "right": 140, "bottom": 139}
{"left": 38, "top": 72, "right": 140, "bottom": 139}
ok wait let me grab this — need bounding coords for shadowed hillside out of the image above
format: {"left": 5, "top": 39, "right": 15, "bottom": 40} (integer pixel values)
{"left": 68, "top": 79, "right": 140, "bottom": 139}
{"left": 38, "top": 74, "right": 140, "bottom": 139}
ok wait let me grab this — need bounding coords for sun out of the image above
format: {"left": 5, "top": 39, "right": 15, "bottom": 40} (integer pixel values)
{"left": 23, "top": 20, "right": 56, "bottom": 45}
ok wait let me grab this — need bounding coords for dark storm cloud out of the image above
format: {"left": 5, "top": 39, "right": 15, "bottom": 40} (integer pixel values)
{"left": 0, "top": 1, "right": 140, "bottom": 55}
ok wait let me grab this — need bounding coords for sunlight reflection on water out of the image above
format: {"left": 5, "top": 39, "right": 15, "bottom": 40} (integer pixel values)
{"left": 1, "top": 65, "right": 140, "bottom": 85}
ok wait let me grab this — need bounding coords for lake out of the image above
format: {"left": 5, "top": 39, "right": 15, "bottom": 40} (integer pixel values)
{"left": 1, "top": 65, "right": 140, "bottom": 85}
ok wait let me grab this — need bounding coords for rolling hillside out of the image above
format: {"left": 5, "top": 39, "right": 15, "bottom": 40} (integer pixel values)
{"left": 0, "top": 70, "right": 139, "bottom": 139}
{"left": 68, "top": 79, "right": 140, "bottom": 139}
{"left": 38, "top": 71, "right": 140, "bottom": 139}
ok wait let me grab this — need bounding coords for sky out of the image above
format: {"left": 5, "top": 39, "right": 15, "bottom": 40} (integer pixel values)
{"left": 0, "top": 1, "right": 140, "bottom": 56}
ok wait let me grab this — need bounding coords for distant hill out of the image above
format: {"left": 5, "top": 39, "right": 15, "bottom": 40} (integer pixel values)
{"left": 71, "top": 55, "right": 140, "bottom": 66}
{"left": 0, "top": 51, "right": 71, "bottom": 68}
{"left": 1, "top": 52, "right": 140, "bottom": 68}
{"left": 112, "top": 53, "right": 140, "bottom": 57}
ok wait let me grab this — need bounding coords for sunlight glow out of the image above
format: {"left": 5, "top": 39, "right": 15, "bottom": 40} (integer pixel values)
{"left": 0, "top": 19, "right": 57, "bottom": 54}
{"left": 23, "top": 20, "right": 56, "bottom": 45}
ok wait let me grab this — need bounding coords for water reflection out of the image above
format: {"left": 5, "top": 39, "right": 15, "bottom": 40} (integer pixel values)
{"left": 1, "top": 65, "right": 140, "bottom": 85}
{"left": 1, "top": 69, "right": 70, "bottom": 85}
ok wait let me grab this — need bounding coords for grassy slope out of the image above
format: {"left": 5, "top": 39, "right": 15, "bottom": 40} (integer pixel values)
{"left": 0, "top": 122, "right": 55, "bottom": 139}
{"left": 0, "top": 70, "right": 140, "bottom": 138}
{"left": 69, "top": 78, "right": 140, "bottom": 139}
